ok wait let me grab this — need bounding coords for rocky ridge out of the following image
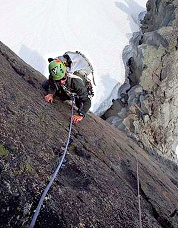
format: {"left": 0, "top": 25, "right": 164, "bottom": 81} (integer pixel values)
{"left": 102, "top": 0, "right": 178, "bottom": 162}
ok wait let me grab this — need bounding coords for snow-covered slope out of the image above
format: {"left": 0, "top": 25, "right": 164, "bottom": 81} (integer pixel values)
{"left": 0, "top": 0, "right": 147, "bottom": 113}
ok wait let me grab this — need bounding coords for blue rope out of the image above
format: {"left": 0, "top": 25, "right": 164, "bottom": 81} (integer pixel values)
{"left": 29, "top": 95, "right": 75, "bottom": 228}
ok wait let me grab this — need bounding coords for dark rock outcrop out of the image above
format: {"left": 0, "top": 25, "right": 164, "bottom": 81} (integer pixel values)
{"left": 1, "top": 41, "right": 178, "bottom": 227}
{"left": 103, "top": 0, "right": 178, "bottom": 162}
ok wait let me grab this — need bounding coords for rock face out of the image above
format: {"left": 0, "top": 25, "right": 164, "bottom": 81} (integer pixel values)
{"left": 0, "top": 42, "right": 178, "bottom": 227}
{"left": 102, "top": 0, "right": 178, "bottom": 162}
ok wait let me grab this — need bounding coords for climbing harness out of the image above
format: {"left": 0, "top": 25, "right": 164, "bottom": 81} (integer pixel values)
{"left": 29, "top": 95, "right": 75, "bottom": 228}
{"left": 136, "top": 155, "right": 142, "bottom": 228}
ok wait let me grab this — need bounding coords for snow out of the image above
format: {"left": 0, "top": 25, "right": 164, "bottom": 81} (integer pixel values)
{"left": 0, "top": 0, "right": 147, "bottom": 114}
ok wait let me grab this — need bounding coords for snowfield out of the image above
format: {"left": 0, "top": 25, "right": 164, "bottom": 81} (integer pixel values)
{"left": 0, "top": 0, "right": 147, "bottom": 113}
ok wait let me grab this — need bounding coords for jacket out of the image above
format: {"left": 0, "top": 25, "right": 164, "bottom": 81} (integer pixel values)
{"left": 48, "top": 74, "right": 91, "bottom": 116}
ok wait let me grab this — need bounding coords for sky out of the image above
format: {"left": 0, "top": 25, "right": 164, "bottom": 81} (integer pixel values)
{"left": 0, "top": 0, "right": 147, "bottom": 114}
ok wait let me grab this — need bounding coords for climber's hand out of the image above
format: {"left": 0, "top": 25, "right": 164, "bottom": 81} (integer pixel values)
{"left": 45, "top": 94, "right": 54, "bottom": 103}
{"left": 72, "top": 115, "right": 84, "bottom": 124}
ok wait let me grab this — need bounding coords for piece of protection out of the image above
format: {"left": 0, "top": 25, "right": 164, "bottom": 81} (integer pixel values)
{"left": 45, "top": 94, "right": 54, "bottom": 103}
{"left": 72, "top": 115, "right": 83, "bottom": 124}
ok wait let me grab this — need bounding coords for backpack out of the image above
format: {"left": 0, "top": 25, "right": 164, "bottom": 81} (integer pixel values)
{"left": 63, "top": 51, "right": 95, "bottom": 98}
{"left": 64, "top": 51, "right": 96, "bottom": 86}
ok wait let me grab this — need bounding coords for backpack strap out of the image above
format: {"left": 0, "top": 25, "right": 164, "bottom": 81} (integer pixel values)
{"left": 66, "top": 73, "right": 83, "bottom": 91}
{"left": 91, "top": 71, "right": 96, "bottom": 86}
{"left": 68, "top": 73, "right": 83, "bottom": 80}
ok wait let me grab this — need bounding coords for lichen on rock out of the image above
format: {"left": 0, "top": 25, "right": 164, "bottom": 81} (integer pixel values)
{"left": 103, "top": 0, "right": 178, "bottom": 163}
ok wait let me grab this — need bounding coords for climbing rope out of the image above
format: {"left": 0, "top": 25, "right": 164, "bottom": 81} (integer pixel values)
{"left": 136, "top": 155, "right": 142, "bottom": 228}
{"left": 29, "top": 95, "right": 75, "bottom": 228}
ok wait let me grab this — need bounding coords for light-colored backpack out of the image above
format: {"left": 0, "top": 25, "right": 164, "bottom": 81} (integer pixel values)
{"left": 64, "top": 51, "right": 96, "bottom": 86}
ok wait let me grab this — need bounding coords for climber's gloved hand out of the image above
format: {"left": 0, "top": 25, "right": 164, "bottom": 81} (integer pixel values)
{"left": 72, "top": 115, "right": 84, "bottom": 124}
{"left": 48, "top": 58, "right": 54, "bottom": 63}
{"left": 45, "top": 94, "right": 54, "bottom": 103}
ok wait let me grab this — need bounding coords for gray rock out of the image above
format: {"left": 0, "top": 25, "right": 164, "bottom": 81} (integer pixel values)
{"left": 102, "top": 0, "right": 178, "bottom": 163}
{"left": 1, "top": 41, "right": 178, "bottom": 227}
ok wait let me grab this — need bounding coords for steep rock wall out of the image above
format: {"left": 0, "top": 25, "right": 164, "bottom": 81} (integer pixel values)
{"left": 1, "top": 42, "right": 178, "bottom": 227}
{"left": 103, "top": 0, "right": 178, "bottom": 162}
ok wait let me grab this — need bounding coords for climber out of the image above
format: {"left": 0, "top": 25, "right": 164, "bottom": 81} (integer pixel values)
{"left": 42, "top": 56, "right": 93, "bottom": 124}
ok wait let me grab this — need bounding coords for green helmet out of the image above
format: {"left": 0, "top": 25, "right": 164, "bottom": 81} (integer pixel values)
{"left": 48, "top": 59, "right": 66, "bottom": 80}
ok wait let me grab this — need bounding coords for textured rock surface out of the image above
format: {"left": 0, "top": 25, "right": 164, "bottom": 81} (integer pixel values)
{"left": 103, "top": 0, "right": 178, "bottom": 162}
{"left": 0, "top": 42, "right": 178, "bottom": 227}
